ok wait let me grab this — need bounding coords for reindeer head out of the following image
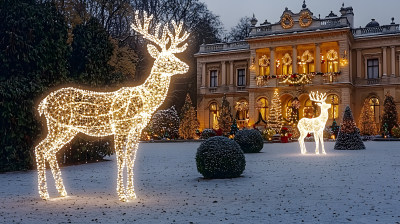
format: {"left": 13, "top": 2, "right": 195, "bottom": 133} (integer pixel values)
{"left": 309, "top": 91, "right": 331, "bottom": 111}
{"left": 131, "top": 11, "right": 189, "bottom": 76}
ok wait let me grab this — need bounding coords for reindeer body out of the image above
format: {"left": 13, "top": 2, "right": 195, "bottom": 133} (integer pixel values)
{"left": 297, "top": 92, "right": 331, "bottom": 155}
{"left": 35, "top": 11, "right": 188, "bottom": 201}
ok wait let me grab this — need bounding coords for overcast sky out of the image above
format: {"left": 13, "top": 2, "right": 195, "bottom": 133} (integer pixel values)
{"left": 201, "top": 0, "right": 400, "bottom": 33}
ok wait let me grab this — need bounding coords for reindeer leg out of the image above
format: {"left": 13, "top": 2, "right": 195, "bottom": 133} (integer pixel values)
{"left": 299, "top": 131, "right": 307, "bottom": 154}
{"left": 315, "top": 132, "right": 321, "bottom": 155}
{"left": 46, "top": 129, "right": 77, "bottom": 197}
{"left": 115, "top": 134, "right": 128, "bottom": 202}
{"left": 321, "top": 133, "right": 327, "bottom": 154}
{"left": 35, "top": 142, "right": 49, "bottom": 200}
{"left": 126, "top": 132, "right": 140, "bottom": 200}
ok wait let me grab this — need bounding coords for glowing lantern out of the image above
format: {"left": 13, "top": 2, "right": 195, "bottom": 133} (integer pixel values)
{"left": 34, "top": 11, "right": 189, "bottom": 201}
{"left": 297, "top": 91, "right": 331, "bottom": 154}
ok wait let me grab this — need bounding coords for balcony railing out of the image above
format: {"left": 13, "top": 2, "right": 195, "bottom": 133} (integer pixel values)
{"left": 255, "top": 73, "right": 342, "bottom": 87}
{"left": 354, "top": 76, "right": 400, "bottom": 85}
{"left": 352, "top": 24, "right": 400, "bottom": 37}
{"left": 198, "top": 41, "right": 249, "bottom": 53}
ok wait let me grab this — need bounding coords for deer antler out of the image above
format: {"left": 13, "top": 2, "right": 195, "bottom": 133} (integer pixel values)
{"left": 131, "top": 11, "right": 170, "bottom": 50}
{"left": 309, "top": 91, "right": 327, "bottom": 103}
{"left": 131, "top": 11, "right": 189, "bottom": 53}
{"left": 167, "top": 20, "right": 189, "bottom": 53}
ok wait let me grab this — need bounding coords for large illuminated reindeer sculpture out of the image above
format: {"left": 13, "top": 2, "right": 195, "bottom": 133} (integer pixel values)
{"left": 297, "top": 91, "right": 331, "bottom": 155}
{"left": 35, "top": 11, "right": 189, "bottom": 201}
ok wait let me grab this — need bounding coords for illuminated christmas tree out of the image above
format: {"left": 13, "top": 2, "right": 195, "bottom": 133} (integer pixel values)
{"left": 230, "top": 119, "right": 239, "bottom": 136}
{"left": 334, "top": 106, "right": 365, "bottom": 150}
{"left": 179, "top": 93, "right": 199, "bottom": 139}
{"left": 218, "top": 94, "right": 233, "bottom": 136}
{"left": 381, "top": 92, "right": 398, "bottom": 136}
{"left": 359, "top": 99, "right": 377, "bottom": 135}
{"left": 268, "top": 89, "right": 282, "bottom": 133}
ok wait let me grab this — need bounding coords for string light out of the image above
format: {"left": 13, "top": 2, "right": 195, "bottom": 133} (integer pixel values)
{"left": 35, "top": 11, "right": 189, "bottom": 202}
{"left": 279, "top": 73, "right": 312, "bottom": 85}
{"left": 297, "top": 91, "right": 331, "bottom": 154}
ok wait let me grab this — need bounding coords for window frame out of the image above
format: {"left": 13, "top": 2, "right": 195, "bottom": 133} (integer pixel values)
{"left": 367, "top": 58, "right": 379, "bottom": 79}
{"left": 237, "top": 68, "right": 246, "bottom": 86}
{"left": 209, "top": 70, "right": 218, "bottom": 88}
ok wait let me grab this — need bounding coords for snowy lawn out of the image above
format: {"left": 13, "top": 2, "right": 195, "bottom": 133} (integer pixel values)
{"left": 0, "top": 141, "right": 399, "bottom": 223}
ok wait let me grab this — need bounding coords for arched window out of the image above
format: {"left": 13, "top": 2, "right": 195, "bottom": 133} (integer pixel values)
{"left": 327, "top": 94, "right": 339, "bottom": 119}
{"left": 256, "top": 97, "right": 269, "bottom": 121}
{"left": 369, "top": 97, "right": 380, "bottom": 123}
{"left": 303, "top": 99, "right": 315, "bottom": 118}
{"left": 209, "top": 102, "right": 219, "bottom": 129}
{"left": 285, "top": 99, "right": 293, "bottom": 121}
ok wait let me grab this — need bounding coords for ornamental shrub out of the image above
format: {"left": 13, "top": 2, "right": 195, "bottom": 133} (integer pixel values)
{"left": 234, "top": 129, "right": 264, "bottom": 153}
{"left": 201, "top": 129, "right": 216, "bottom": 139}
{"left": 196, "top": 136, "right": 245, "bottom": 179}
{"left": 392, "top": 126, "right": 400, "bottom": 138}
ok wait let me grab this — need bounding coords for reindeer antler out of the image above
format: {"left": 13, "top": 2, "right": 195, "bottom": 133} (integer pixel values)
{"left": 309, "top": 91, "right": 327, "bottom": 103}
{"left": 131, "top": 11, "right": 170, "bottom": 50}
{"left": 131, "top": 11, "right": 188, "bottom": 53}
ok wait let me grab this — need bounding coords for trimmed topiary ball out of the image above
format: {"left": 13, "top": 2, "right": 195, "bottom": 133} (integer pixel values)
{"left": 234, "top": 129, "right": 264, "bottom": 153}
{"left": 196, "top": 136, "right": 245, "bottom": 179}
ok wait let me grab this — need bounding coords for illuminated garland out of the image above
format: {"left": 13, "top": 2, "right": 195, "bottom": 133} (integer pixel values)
{"left": 279, "top": 73, "right": 312, "bottom": 85}
{"left": 281, "top": 14, "right": 294, "bottom": 29}
{"left": 282, "top": 53, "right": 292, "bottom": 66}
{"left": 258, "top": 55, "right": 270, "bottom": 67}
{"left": 299, "top": 11, "right": 313, "bottom": 27}
{"left": 297, "top": 91, "right": 331, "bottom": 154}
{"left": 35, "top": 11, "right": 190, "bottom": 202}
{"left": 301, "top": 50, "right": 314, "bottom": 63}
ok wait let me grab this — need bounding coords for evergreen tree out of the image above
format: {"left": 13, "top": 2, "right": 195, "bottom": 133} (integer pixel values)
{"left": 0, "top": 0, "right": 70, "bottom": 171}
{"left": 70, "top": 17, "right": 123, "bottom": 87}
{"left": 230, "top": 119, "right": 239, "bottom": 136}
{"left": 381, "top": 92, "right": 398, "bottom": 136}
{"left": 268, "top": 89, "right": 282, "bottom": 133}
{"left": 218, "top": 95, "right": 233, "bottom": 136}
{"left": 179, "top": 93, "right": 199, "bottom": 139}
{"left": 334, "top": 106, "right": 365, "bottom": 150}
{"left": 359, "top": 99, "right": 377, "bottom": 135}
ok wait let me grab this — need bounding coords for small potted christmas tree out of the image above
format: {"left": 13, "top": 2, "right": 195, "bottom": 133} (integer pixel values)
{"left": 334, "top": 106, "right": 365, "bottom": 150}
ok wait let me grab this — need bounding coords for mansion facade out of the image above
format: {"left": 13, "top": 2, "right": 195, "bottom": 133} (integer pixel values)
{"left": 195, "top": 3, "right": 400, "bottom": 131}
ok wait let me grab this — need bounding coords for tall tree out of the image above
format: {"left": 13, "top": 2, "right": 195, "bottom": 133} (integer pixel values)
{"left": 69, "top": 17, "right": 122, "bottom": 87}
{"left": 334, "top": 106, "right": 365, "bottom": 150}
{"left": 268, "top": 89, "right": 282, "bottom": 133}
{"left": 0, "top": 0, "right": 70, "bottom": 171}
{"left": 218, "top": 95, "right": 233, "bottom": 136}
{"left": 179, "top": 93, "right": 199, "bottom": 139}
{"left": 381, "top": 92, "right": 398, "bottom": 135}
{"left": 228, "top": 16, "right": 251, "bottom": 41}
{"left": 359, "top": 99, "right": 377, "bottom": 135}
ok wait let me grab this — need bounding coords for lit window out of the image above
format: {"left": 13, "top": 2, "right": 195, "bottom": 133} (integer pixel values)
{"left": 327, "top": 94, "right": 339, "bottom": 119}
{"left": 209, "top": 102, "right": 219, "bottom": 129}
{"left": 369, "top": 97, "right": 380, "bottom": 123}
{"left": 257, "top": 97, "right": 269, "bottom": 121}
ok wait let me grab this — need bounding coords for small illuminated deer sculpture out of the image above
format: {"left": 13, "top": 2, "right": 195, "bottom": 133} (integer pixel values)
{"left": 35, "top": 11, "right": 189, "bottom": 201}
{"left": 297, "top": 91, "right": 331, "bottom": 155}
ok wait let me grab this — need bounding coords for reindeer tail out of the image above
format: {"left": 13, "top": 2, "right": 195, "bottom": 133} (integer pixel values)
{"left": 38, "top": 97, "right": 47, "bottom": 117}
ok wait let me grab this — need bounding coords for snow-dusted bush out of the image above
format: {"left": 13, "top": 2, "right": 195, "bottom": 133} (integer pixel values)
{"left": 148, "top": 106, "right": 180, "bottom": 139}
{"left": 200, "top": 129, "right": 216, "bottom": 139}
{"left": 196, "top": 136, "right": 245, "bottom": 179}
{"left": 234, "top": 129, "right": 264, "bottom": 153}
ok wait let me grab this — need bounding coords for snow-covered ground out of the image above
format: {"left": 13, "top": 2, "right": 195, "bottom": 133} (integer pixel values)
{"left": 0, "top": 141, "right": 399, "bottom": 223}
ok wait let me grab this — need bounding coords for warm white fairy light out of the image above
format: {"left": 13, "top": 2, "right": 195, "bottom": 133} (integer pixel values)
{"left": 35, "top": 11, "right": 189, "bottom": 202}
{"left": 297, "top": 91, "right": 331, "bottom": 155}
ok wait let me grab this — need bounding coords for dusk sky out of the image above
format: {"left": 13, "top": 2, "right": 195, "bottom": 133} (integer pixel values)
{"left": 201, "top": 0, "right": 400, "bottom": 33}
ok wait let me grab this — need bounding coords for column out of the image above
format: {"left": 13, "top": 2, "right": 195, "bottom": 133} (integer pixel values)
{"left": 382, "top": 46, "right": 387, "bottom": 76}
{"left": 229, "top": 61, "right": 234, "bottom": 86}
{"left": 338, "top": 40, "right": 350, "bottom": 82}
{"left": 249, "top": 49, "right": 257, "bottom": 88}
{"left": 270, "top": 47, "right": 275, "bottom": 76}
{"left": 292, "top": 45, "right": 297, "bottom": 74}
{"left": 221, "top": 61, "right": 226, "bottom": 85}
{"left": 398, "top": 55, "right": 400, "bottom": 77}
{"left": 391, "top": 46, "right": 396, "bottom": 76}
{"left": 356, "top": 49, "right": 362, "bottom": 78}
{"left": 248, "top": 92, "right": 256, "bottom": 127}
{"left": 315, "top": 43, "right": 321, "bottom": 73}
{"left": 201, "top": 63, "right": 206, "bottom": 87}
